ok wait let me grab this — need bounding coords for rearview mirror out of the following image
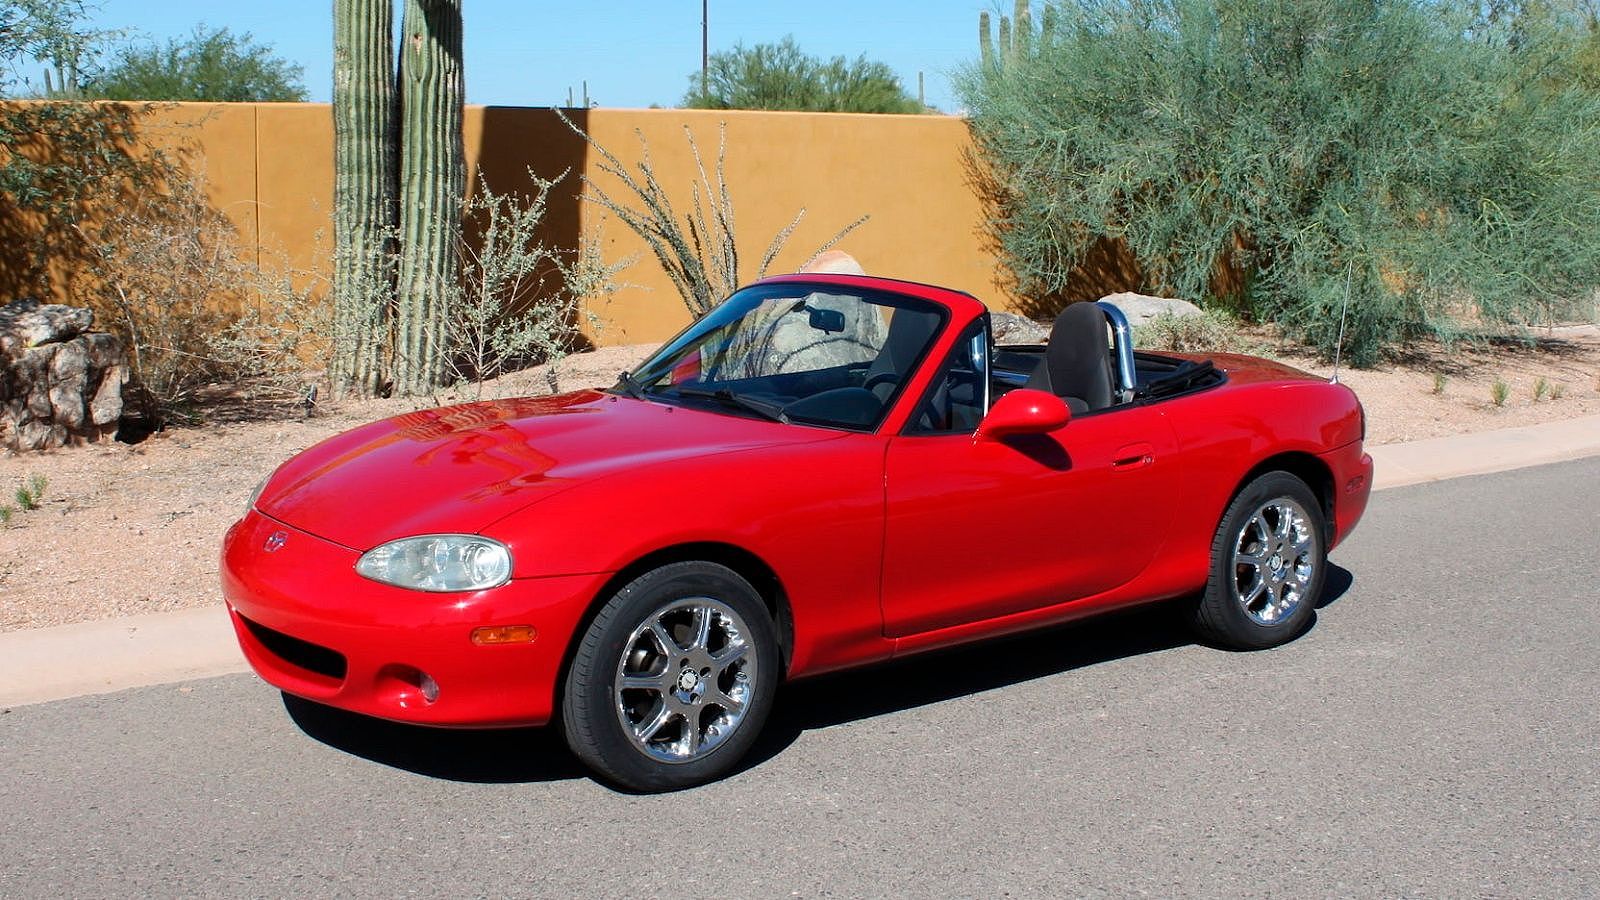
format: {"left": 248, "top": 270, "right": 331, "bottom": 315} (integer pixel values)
{"left": 975, "top": 389, "right": 1070, "bottom": 441}
{"left": 807, "top": 307, "right": 846, "bottom": 334}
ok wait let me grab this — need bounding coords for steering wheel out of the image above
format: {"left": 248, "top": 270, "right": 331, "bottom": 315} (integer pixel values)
{"left": 863, "top": 371, "right": 900, "bottom": 392}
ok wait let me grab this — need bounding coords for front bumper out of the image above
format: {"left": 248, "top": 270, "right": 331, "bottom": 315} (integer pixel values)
{"left": 221, "top": 510, "right": 611, "bottom": 727}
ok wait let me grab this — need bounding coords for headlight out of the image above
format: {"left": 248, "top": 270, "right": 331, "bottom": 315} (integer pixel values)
{"left": 355, "top": 535, "right": 513, "bottom": 592}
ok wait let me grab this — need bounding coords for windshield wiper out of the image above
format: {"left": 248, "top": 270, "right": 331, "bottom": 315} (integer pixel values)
{"left": 672, "top": 385, "right": 790, "bottom": 424}
{"left": 614, "top": 371, "right": 649, "bottom": 399}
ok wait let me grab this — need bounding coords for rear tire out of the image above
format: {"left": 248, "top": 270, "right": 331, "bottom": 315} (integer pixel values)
{"left": 561, "top": 561, "right": 779, "bottom": 792}
{"left": 1190, "top": 471, "right": 1327, "bottom": 650}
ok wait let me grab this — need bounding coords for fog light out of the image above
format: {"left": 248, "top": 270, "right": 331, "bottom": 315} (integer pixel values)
{"left": 471, "top": 625, "right": 537, "bottom": 645}
{"left": 376, "top": 664, "right": 440, "bottom": 708}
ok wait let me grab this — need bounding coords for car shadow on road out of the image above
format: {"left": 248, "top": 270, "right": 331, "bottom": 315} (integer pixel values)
{"left": 737, "top": 604, "right": 1193, "bottom": 776}
{"left": 281, "top": 694, "right": 584, "bottom": 784}
{"left": 738, "top": 563, "right": 1355, "bottom": 776}
{"left": 279, "top": 564, "right": 1353, "bottom": 787}
{"left": 1318, "top": 563, "right": 1354, "bottom": 610}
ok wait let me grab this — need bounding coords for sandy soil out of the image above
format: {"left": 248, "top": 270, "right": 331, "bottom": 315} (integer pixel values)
{"left": 3, "top": 330, "right": 1597, "bottom": 633}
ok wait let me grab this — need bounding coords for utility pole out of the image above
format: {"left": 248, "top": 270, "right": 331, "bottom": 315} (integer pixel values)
{"left": 701, "top": 0, "right": 709, "bottom": 96}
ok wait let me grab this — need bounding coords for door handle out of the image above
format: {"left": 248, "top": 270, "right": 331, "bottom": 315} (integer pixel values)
{"left": 1112, "top": 442, "right": 1155, "bottom": 469}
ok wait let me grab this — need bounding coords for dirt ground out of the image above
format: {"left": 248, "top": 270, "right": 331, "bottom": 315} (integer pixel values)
{"left": 3, "top": 329, "right": 1597, "bottom": 633}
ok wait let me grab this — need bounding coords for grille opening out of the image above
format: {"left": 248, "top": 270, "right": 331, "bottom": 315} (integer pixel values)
{"left": 241, "top": 616, "right": 348, "bottom": 681}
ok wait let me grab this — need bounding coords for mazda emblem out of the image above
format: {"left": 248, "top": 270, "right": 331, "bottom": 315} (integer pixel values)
{"left": 263, "top": 531, "right": 288, "bottom": 553}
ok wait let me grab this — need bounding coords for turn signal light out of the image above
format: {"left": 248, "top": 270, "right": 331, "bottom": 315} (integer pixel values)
{"left": 471, "top": 625, "right": 537, "bottom": 645}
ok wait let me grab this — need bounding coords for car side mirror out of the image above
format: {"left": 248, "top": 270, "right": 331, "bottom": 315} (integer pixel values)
{"left": 975, "top": 389, "right": 1071, "bottom": 441}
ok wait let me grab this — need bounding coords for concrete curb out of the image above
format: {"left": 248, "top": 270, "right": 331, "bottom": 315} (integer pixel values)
{"left": 5, "top": 413, "right": 1600, "bottom": 710}
{"left": 1367, "top": 414, "right": 1600, "bottom": 490}
{"left": 0, "top": 605, "right": 246, "bottom": 708}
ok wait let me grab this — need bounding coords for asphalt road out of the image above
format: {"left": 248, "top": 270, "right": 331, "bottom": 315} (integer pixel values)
{"left": 3, "top": 457, "right": 1598, "bottom": 898}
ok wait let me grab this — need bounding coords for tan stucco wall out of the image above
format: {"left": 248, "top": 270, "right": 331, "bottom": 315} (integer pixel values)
{"left": 4, "top": 102, "right": 1087, "bottom": 345}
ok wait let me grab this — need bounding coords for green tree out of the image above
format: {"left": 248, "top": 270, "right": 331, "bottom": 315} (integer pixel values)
{"left": 1, "top": 0, "right": 96, "bottom": 96}
{"left": 2, "top": 0, "right": 166, "bottom": 292}
{"left": 84, "top": 25, "right": 307, "bottom": 102}
{"left": 959, "top": 0, "right": 1600, "bottom": 365}
{"left": 684, "top": 35, "right": 923, "bottom": 113}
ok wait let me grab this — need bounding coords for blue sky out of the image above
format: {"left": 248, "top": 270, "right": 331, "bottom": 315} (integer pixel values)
{"left": 76, "top": 1, "right": 984, "bottom": 111}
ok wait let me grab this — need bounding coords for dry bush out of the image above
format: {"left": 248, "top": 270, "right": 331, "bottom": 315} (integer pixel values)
{"left": 437, "top": 171, "right": 630, "bottom": 398}
{"left": 72, "top": 172, "right": 325, "bottom": 425}
{"left": 1134, "top": 310, "right": 1267, "bottom": 356}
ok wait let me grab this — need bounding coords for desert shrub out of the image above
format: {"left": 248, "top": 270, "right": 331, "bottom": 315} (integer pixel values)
{"left": 14, "top": 473, "right": 45, "bottom": 509}
{"left": 436, "top": 170, "right": 631, "bottom": 396}
{"left": 72, "top": 173, "right": 325, "bottom": 424}
{"left": 959, "top": 0, "right": 1600, "bottom": 366}
{"left": 1133, "top": 309, "right": 1266, "bottom": 355}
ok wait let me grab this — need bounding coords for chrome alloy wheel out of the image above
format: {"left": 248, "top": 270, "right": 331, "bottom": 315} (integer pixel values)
{"left": 1231, "top": 498, "right": 1318, "bottom": 625}
{"left": 613, "top": 597, "right": 757, "bottom": 763}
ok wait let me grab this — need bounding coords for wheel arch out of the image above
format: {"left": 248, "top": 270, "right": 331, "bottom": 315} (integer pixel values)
{"left": 553, "top": 541, "right": 795, "bottom": 717}
{"left": 1233, "top": 451, "right": 1336, "bottom": 537}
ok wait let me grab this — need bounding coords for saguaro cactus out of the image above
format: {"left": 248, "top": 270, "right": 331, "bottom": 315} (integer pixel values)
{"left": 331, "top": 0, "right": 396, "bottom": 396}
{"left": 393, "top": 0, "right": 465, "bottom": 394}
{"left": 979, "top": 1, "right": 1046, "bottom": 68}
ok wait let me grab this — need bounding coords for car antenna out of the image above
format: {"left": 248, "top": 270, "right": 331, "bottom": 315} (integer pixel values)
{"left": 1330, "top": 260, "right": 1353, "bottom": 385}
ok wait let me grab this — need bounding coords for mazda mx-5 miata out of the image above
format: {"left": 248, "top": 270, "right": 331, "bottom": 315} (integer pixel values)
{"left": 223, "top": 273, "right": 1372, "bottom": 791}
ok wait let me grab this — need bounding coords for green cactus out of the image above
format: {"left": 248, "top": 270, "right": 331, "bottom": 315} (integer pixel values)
{"left": 40, "top": 63, "right": 80, "bottom": 98}
{"left": 978, "top": 1, "right": 1044, "bottom": 68}
{"left": 393, "top": 0, "right": 466, "bottom": 395}
{"left": 331, "top": 0, "right": 397, "bottom": 396}
{"left": 1012, "top": 0, "right": 1031, "bottom": 59}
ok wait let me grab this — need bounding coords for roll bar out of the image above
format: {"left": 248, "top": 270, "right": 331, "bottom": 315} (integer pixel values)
{"left": 1094, "top": 300, "right": 1137, "bottom": 403}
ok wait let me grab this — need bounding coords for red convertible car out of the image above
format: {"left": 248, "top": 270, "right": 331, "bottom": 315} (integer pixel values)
{"left": 223, "top": 273, "right": 1372, "bottom": 791}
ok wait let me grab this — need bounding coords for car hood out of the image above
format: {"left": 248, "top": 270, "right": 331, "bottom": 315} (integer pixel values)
{"left": 255, "top": 390, "right": 835, "bottom": 550}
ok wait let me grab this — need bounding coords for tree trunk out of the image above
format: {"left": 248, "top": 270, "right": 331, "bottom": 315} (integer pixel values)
{"left": 394, "top": 0, "right": 465, "bottom": 395}
{"left": 331, "top": 0, "right": 397, "bottom": 396}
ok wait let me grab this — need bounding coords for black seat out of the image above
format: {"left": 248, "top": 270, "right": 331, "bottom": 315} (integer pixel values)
{"left": 866, "top": 307, "right": 941, "bottom": 400}
{"left": 1024, "top": 302, "right": 1114, "bottom": 413}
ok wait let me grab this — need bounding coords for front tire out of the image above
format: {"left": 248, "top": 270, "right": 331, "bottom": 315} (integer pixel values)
{"left": 1190, "top": 471, "right": 1327, "bottom": 650}
{"left": 561, "top": 561, "right": 779, "bottom": 792}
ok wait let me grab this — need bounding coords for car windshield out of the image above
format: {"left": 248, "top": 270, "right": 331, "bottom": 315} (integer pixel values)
{"left": 618, "top": 282, "right": 946, "bottom": 431}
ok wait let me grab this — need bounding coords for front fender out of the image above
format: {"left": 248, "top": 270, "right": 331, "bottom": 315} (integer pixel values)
{"left": 480, "top": 434, "right": 895, "bottom": 677}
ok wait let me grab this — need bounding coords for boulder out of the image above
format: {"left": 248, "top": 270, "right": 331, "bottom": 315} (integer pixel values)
{"left": 0, "top": 301, "right": 95, "bottom": 357}
{"left": 990, "top": 311, "right": 1049, "bottom": 345}
{"left": 716, "top": 252, "right": 888, "bottom": 378}
{"left": 1098, "top": 291, "right": 1203, "bottom": 327}
{"left": 1, "top": 301, "right": 128, "bottom": 452}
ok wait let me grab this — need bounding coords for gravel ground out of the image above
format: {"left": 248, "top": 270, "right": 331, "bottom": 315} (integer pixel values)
{"left": 1, "top": 330, "right": 1596, "bottom": 633}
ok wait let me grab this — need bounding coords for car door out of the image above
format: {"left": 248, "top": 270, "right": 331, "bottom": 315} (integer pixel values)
{"left": 880, "top": 391, "right": 1181, "bottom": 639}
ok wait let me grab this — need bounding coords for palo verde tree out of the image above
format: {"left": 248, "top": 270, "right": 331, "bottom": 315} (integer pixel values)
{"left": 0, "top": 0, "right": 172, "bottom": 297}
{"left": 959, "top": 0, "right": 1600, "bottom": 365}
{"left": 684, "top": 35, "right": 923, "bottom": 113}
